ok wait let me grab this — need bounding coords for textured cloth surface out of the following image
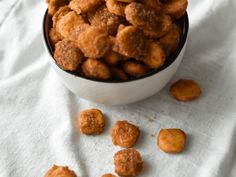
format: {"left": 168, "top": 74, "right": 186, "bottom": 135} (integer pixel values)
{"left": 0, "top": 0, "right": 236, "bottom": 177}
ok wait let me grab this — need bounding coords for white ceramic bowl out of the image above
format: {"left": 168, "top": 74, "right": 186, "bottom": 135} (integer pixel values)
{"left": 42, "top": 11, "right": 189, "bottom": 105}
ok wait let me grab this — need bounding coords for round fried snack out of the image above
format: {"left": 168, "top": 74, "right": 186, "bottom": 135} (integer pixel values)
{"left": 140, "top": 41, "right": 166, "bottom": 69}
{"left": 140, "top": 0, "right": 162, "bottom": 12}
{"left": 52, "top": 6, "right": 71, "bottom": 28}
{"left": 49, "top": 28, "right": 61, "bottom": 47}
{"left": 68, "top": 0, "right": 104, "bottom": 13}
{"left": 159, "top": 25, "right": 181, "bottom": 56}
{"left": 56, "top": 11, "right": 87, "bottom": 38}
{"left": 78, "top": 26, "right": 111, "bottom": 58}
{"left": 125, "top": 2, "right": 172, "bottom": 38}
{"left": 54, "top": 39, "right": 84, "bottom": 71}
{"left": 88, "top": 6, "right": 121, "bottom": 35}
{"left": 161, "top": 0, "right": 188, "bottom": 19}
{"left": 67, "top": 23, "right": 90, "bottom": 42}
{"left": 77, "top": 109, "right": 105, "bottom": 135}
{"left": 106, "top": 0, "right": 126, "bottom": 17}
{"left": 102, "top": 174, "right": 117, "bottom": 177}
{"left": 110, "top": 67, "right": 128, "bottom": 81}
{"left": 122, "top": 60, "right": 150, "bottom": 77}
{"left": 114, "top": 148, "right": 143, "bottom": 177}
{"left": 158, "top": 128, "right": 186, "bottom": 153}
{"left": 170, "top": 79, "right": 201, "bottom": 101}
{"left": 82, "top": 58, "right": 111, "bottom": 80}
{"left": 48, "top": 0, "right": 69, "bottom": 16}
{"left": 111, "top": 120, "right": 140, "bottom": 148}
{"left": 44, "top": 165, "right": 76, "bottom": 177}
{"left": 104, "top": 51, "right": 122, "bottom": 66}
{"left": 113, "top": 26, "right": 147, "bottom": 58}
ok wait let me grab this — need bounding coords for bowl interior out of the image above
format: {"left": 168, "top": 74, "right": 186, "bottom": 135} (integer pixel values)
{"left": 43, "top": 11, "right": 189, "bottom": 83}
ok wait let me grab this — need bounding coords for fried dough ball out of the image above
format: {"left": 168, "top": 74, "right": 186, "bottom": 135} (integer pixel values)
{"left": 47, "top": 0, "right": 69, "bottom": 16}
{"left": 77, "top": 109, "right": 105, "bottom": 135}
{"left": 159, "top": 25, "right": 180, "bottom": 56}
{"left": 49, "top": 28, "right": 61, "bottom": 47}
{"left": 69, "top": 0, "right": 104, "bottom": 13}
{"left": 111, "top": 120, "right": 140, "bottom": 148}
{"left": 78, "top": 26, "right": 111, "bottom": 58}
{"left": 54, "top": 39, "right": 84, "bottom": 71}
{"left": 44, "top": 165, "right": 76, "bottom": 177}
{"left": 113, "top": 26, "right": 147, "bottom": 58}
{"left": 110, "top": 67, "right": 128, "bottom": 80}
{"left": 122, "top": 60, "right": 149, "bottom": 77}
{"left": 102, "top": 174, "right": 117, "bottom": 177}
{"left": 106, "top": 0, "right": 126, "bottom": 17}
{"left": 104, "top": 51, "right": 122, "bottom": 66}
{"left": 82, "top": 58, "right": 111, "bottom": 80}
{"left": 161, "top": 0, "right": 188, "bottom": 19}
{"left": 67, "top": 23, "right": 90, "bottom": 41}
{"left": 88, "top": 6, "right": 121, "bottom": 35}
{"left": 158, "top": 128, "right": 186, "bottom": 153}
{"left": 125, "top": 2, "right": 172, "bottom": 38}
{"left": 114, "top": 148, "right": 143, "bottom": 177}
{"left": 140, "top": 0, "right": 161, "bottom": 12}
{"left": 116, "top": 0, "right": 135, "bottom": 3}
{"left": 52, "top": 6, "right": 71, "bottom": 28}
{"left": 56, "top": 11, "right": 87, "bottom": 38}
{"left": 140, "top": 41, "right": 166, "bottom": 69}
{"left": 170, "top": 79, "right": 202, "bottom": 101}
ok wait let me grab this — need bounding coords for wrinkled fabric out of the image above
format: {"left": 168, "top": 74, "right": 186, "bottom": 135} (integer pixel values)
{"left": 0, "top": 0, "right": 236, "bottom": 177}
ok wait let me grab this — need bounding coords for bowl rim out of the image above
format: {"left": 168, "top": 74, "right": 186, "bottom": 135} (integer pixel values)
{"left": 43, "top": 10, "right": 189, "bottom": 83}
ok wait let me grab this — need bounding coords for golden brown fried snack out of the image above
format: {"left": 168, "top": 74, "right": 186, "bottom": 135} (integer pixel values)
{"left": 161, "top": 0, "right": 188, "bottom": 19}
{"left": 140, "top": 0, "right": 161, "bottom": 12}
{"left": 78, "top": 26, "right": 111, "bottom": 58}
{"left": 69, "top": 0, "right": 104, "bottom": 13}
{"left": 140, "top": 41, "right": 166, "bottom": 69}
{"left": 113, "top": 26, "right": 147, "bottom": 58}
{"left": 106, "top": 0, "right": 126, "bottom": 17}
{"left": 82, "top": 58, "right": 111, "bottom": 80}
{"left": 77, "top": 109, "right": 105, "bottom": 135}
{"left": 114, "top": 148, "right": 143, "bottom": 177}
{"left": 110, "top": 67, "right": 128, "bottom": 80}
{"left": 170, "top": 79, "right": 202, "bottom": 101}
{"left": 67, "top": 23, "right": 90, "bottom": 42}
{"left": 159, "top": 25, "right": 181, "bottom": 56}
{"left": 48, "top": 0, "right": 69, "bottom": 16}
{"left": 111, "top": 120, "right": 140, "bottom": 148}
{"left": 125, "top": 2, "right": 172, "bottom": 38}
{"left": 102, "top": 174, "right": 117, "bottom": 177}
{"left": 56, "top": 11, "right": 87, "bottom": 38}
{"left": 88, "top": 6, "right": 121, "bottom": 35}
{"left": 52, "top": 6, "right": 71, "bottom": 28}
{"left": 122, "top": 60, "right": 149, "bottom": 77}
{"left": 158, "top": 128, "right": 186, "bottom": 153}
{"left": 49, "top": 28, "right": 61, "bottom": 47}
{"left": 104, "top": 51, "right": 122, "bottom": 66}
{"left": 54, "top": 39, "right": 84, "bottom": 71}
{"left": 44, "top": 165, "right": 76, "bottom": 177}
{"left": 116, "top": 0, "right": 135, "bottom": 3}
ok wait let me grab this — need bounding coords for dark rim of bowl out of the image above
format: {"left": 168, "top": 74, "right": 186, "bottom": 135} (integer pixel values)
{"left": 43, "top": 10, "right": 189, "bottom": 83}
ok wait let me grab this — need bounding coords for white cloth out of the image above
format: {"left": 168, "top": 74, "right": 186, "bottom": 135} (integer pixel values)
{"left": 0, "top": 0, "right": 236, "bottom": 177}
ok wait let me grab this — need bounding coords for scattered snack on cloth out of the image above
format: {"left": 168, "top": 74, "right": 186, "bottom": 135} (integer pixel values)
{"left": 54, "top": 39, "right": 84, "bottom": 71}
{"left": 44, "top": 165, "right": 77, "bottom": 177}
{"left": 102, "top": 173, "right": 117, "bottom": 177}
{"left": 111, "top": 120, "right": 140, "bottom": 148}
{"left": 114, "top": 148, "right": 143, "bottom": 177}
{"left": 46, "top": 0, "right": 188, "bottom": 81}
{"left": 170, "top": 79, "right": 202, "bottom": 101}
{"left": 157, "top": 128, "right": 186, "bottom": 153}
{"left": 77, "top": 109, "right": 105, "bottom": 135}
